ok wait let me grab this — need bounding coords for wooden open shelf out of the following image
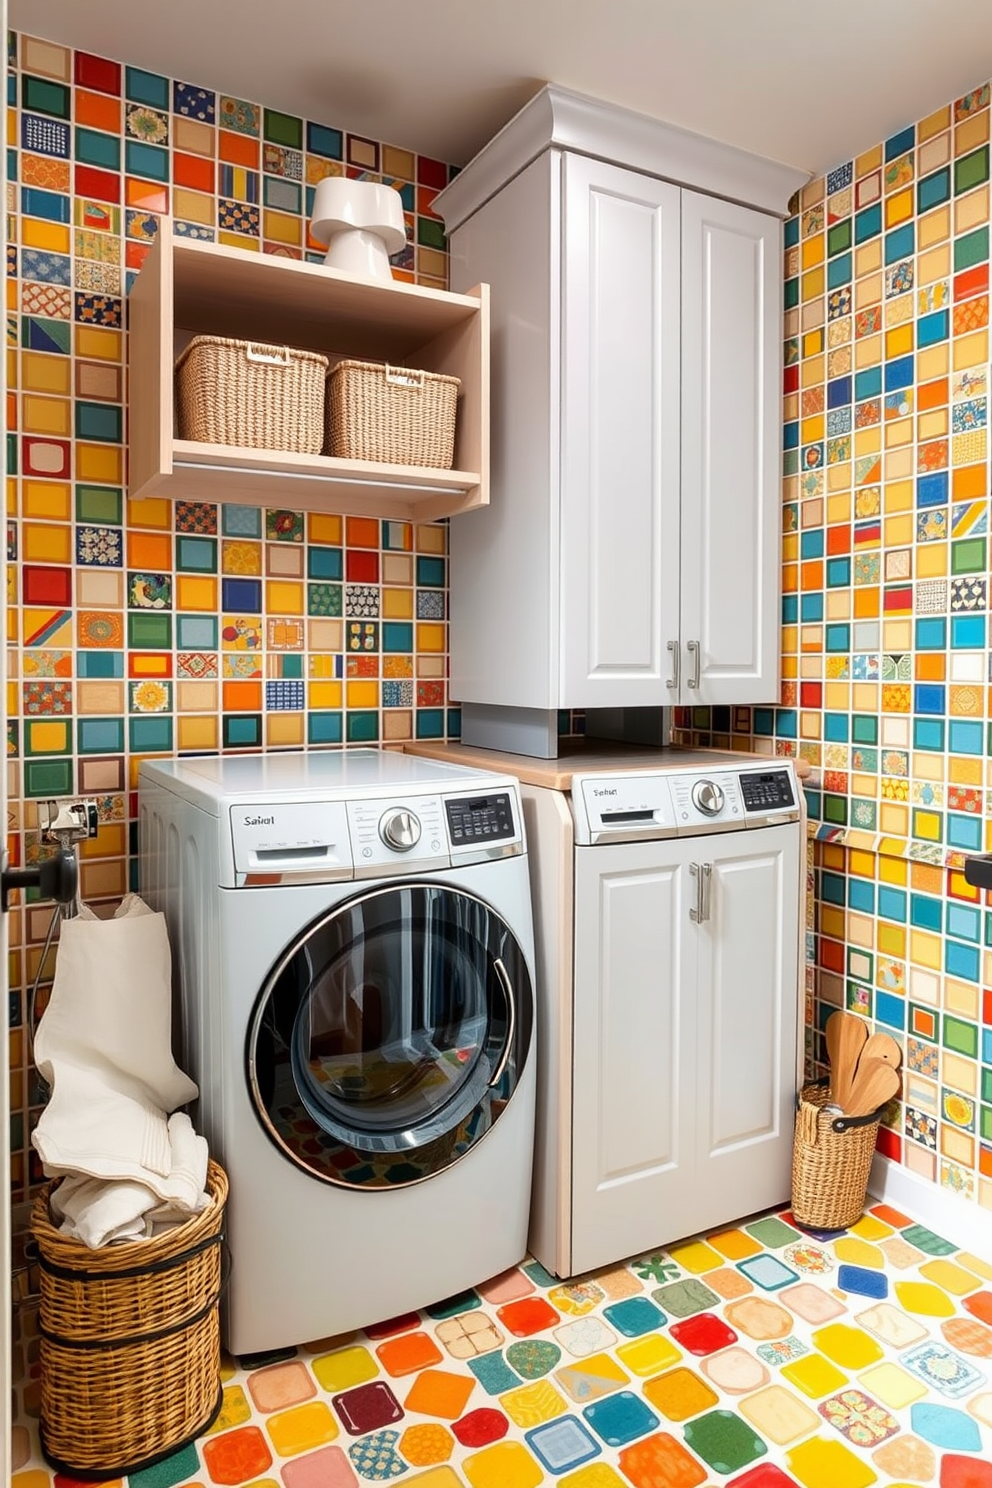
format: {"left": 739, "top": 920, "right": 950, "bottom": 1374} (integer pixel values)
{"left": 127, "top": 221, "right": 490, "bottom": 521}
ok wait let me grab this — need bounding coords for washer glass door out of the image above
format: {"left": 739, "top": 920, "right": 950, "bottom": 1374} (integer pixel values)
{"left": 248, "top": 882, "right": 532, "bottom": 1188}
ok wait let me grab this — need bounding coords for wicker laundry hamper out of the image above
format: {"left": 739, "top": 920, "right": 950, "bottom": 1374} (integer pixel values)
{"left": 176, "top": 336, "right": 328, "bottom": 452}
{"left": 326, "top": 358, "right": 460, "bottom": 466}
{"left": 30, "top": 1158, "right": 228, "bottom": 1479}
{"left": 791, "top": 1081, "right": 884, "bottom": 1231}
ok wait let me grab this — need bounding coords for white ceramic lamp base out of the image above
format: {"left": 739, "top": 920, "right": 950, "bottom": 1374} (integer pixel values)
{"left": 310, "top": 179, "right": 407, "bottom": 283}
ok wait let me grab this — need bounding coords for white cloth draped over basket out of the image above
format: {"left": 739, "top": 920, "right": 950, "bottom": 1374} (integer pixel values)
{"left": 32, "top": 893, "right": 210, "bottom": 1247}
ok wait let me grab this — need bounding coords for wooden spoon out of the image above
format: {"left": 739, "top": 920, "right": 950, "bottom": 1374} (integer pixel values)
{"left": 846, "top": 1055, "right": 901, "bottom": 1117}
{"left": 825, "top": 1011, "right": 868, "bottom": 1110}
{"left": 858, "top": 1031, "right": 902, "bottom": 1072}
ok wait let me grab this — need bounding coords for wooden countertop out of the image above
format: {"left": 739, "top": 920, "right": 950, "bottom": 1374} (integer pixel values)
{"left": 404, "top": 738, "right": 811, "bottom": 791}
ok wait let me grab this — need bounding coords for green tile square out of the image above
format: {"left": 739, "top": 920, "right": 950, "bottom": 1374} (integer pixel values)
{"left": 76, "top": 485, "right": 123, "bottom": 525}
{"left": 307, "top": 582, "right": 341, "bottom": 616}
{"left": 951, "top": 537, "right": 986, "bottom": 574}
{"left": 125, "top": 139, "right": 170, "bottom": 183}
{"left": 954, "top": 145, "right": 990, "bottom": 196}
{"left": 308, "top": 711, "right": 342, "bottom": 745}
{"left": 683, "top": 1410, "right": 766, "bottom": 1475}
{"left": 827, "top": 220, "right": 852, "bottom": 257}
{"left": 128, "top": 1439, "right": 200, "bottom": 1488}
{"left": 129, "top": 716, "right": 173, "bottom": 752}
{"left": 852, "top": 715, "right": 878, "bottom": 744}
{"left": 954, "top": 226, "right": 989, "bottom": 273}
{"left": 127, "top": 612, "right": 172, "bottom": 649}
{"left": 24, "top": 758, "right": 73, "bottom": 797}
{"left": 943, "top": 1014, "right": 978, "bottom": 1058}
{"left": 983, "top": 1069, "right": 992, "bottom": 1104}
{"left": 279, "top": 654, "right": 303, "bottom": 679}
{"left": 981, "top": 1106, "right": 992, "bottom": 1143}
{"left": 744, "top": 1216, "right": 798, "bottom": 1249}
{"left": 346, "top": 711, "right": 379, "bottom": 743}
{"left": 900, "top": 1223, "right": 957, "bottom": 1257}
{"left": 22, "top": 75, "right": 71, "bottom": 119}
{"left": 176, "top": 536, "right": 217, "bottom": 573}
{"left": 823, "top": 794, "right": 847, "bottom": 825}
{"left": 125, "top": 66, "right": 169, "bottom": 110}
{"left": 75, "top": 401, "right": 122, "bottom": 443}
{"left": 263, "top": 109, "right": 302, "bottom": 148}
{"left": 416, "top": 216, "right": 446, "bottom": 251}
{"left": 75, "top": 127, "right": 121, "bottom": 171}
{"left": 650, "top": 1278, "right": 719, "bottom": 1318}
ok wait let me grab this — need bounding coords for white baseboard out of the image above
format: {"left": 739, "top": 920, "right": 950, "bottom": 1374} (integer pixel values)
{"left": 869, "top": 1153, "right": 992, "bottom": 1259}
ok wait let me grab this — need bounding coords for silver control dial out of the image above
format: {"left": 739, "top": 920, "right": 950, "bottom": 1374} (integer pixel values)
{"left": 691, "top": 779, "right": 724, "bottom": 816}
{"left": 378, "top": 808, "right": 422, "bottom": 851}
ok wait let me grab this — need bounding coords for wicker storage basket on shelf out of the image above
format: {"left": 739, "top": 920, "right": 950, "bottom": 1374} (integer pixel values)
{"left": 326, "top": 358, "right": 460, "bottom": 467}
{"left": 791, "top": 1081, "right": 882, "bottom": 1231}
{"left": 175, "top": 336, "right": 328, "bottom": 453}
{"left": 30, "top": 1158, "right": 228, "bottom": 1479}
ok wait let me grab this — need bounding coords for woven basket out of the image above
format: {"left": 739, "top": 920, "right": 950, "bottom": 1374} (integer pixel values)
{"left": 326, "top": 359, "right": 460, "bottom": 467}
{"left": 791, "top": 1081, "right": 882, "bottom": 1231}
{"left": 176, "top": 336, "right": 328, "bottom": 453}
{"left": 31, "top": 1158, "right": 228, "bottom": 1479}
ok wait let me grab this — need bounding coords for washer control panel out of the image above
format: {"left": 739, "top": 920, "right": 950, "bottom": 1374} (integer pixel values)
{"left": 740, "top": 769, "right": 796, "bottom": 813}
{"left": 445, "top": 792, "right": 515, "bottom": 845}
{"left": 571, "top": 760, "right": 800, "bottom": 844}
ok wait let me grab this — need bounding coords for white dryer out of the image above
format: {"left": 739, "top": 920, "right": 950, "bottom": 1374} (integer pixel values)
{"left": 139, "top": 750, "right": 536, "bottom": 1355}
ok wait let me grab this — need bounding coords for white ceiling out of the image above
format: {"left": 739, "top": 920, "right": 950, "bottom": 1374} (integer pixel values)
{"left": 12, "top": 0, "right": 992, "bottom": 177}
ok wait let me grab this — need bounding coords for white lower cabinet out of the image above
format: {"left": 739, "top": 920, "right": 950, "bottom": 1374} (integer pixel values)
{"left": 569, "top": 826, "right": 800, "bottom": 1276}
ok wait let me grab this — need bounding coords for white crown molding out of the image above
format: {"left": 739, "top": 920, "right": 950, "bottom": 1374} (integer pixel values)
{"left": 869, "top": 1152, "right": 992, "bottom": 1258}
{"left": 434, "top": 84, "right": 810, "bottom": 232}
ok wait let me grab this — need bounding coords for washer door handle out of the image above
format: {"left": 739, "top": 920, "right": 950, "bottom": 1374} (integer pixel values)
{"left": 489, "top": 957, "right": 516, "bottom": 1088}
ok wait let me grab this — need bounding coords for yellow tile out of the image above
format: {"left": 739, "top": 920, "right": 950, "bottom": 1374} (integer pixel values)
{"left": 22, "top": 395, "right": 71, "bottom": 436}
{"left": 173, "top": 187, "right": 216, "bottom": 225}
{"left": 309, "top": 681, "right": 342, "bottom": 709}
{"left": 219, "top": 231, "right": 260, "bottom": 251}
{"left": 958, "top": 1251, "right": 992, "bottom": 1282}
{"left": 856, "top": 1361, "right": 926, "bottom": 1410}
{"left": 402, "top": 1468, "right": 464, "bottom": 1487}
{"left": 263, "top": 209, "right": 303, "bottom": 246}
{"left": 884, "top": 324, "right": 913, "bottom": 359}
{"left": 920, "top": 104, "right": 952, "bottom": 140}
{"left": 739, "top": 1384, "right": 820, "bottom": 1446}
{"left": 885, "top": 188, "right": 913, "bottom": 226}
{"left": 26, "top": 720, "right": 69, "bottom": 754}
{"left": 417, "top": 623, "right": 445, "bottom": 653}
{"left": 175, "top": 575, "right": 218, "bottom": 611}
{"left": 265, "top": 580, "right": 304, "bottom": 614}
{"left": 127, "top": 496, "right": 172, "bottom": 529}
{"left": 383, "top": 588, "right": 414, "bottom": 619}
{"left": 667, "top": 1240, "right": 723, "bottom": 1274}
{"left": 894, "top": 1280, "right": 955, "bottom": 1317}
{"left": 856, "top": 144, "right": 883, "bottom": 175}
{"left": 802, "top": 236, "right": 825, "bottom": 269}
{"left": 811, "top": 1324, "right": 884, "bottom": 1369}
{"left": 74, "top": 325, "right": 122, "bottom": 362}
{"left": 21, "top": 481, "right": 71, "bottom": 521}
{"left": 956, "top": 112, "right": 990, "bottom": 153}
{"left": 21, "top": 352, "right": 71, "bottom": 395}
{"left": 786, "top": 1436, "right": 879, "bottom": 1488}
{"left": 500, "top": 1379, "right": 567, "bottom": 1429}
{"left": 417, "top": 524, "right": 447, "bottom": 554}
{"left": 781, "top": 1354, "right": 848, "bottom": 1399}
{"left": 266, "top": 713, "right": 304, "bottom": 747}
{"left": 707, "top": 1228, "right": 763, "bottom": 1261}
{"left": 22, "top": 523, "right": 71, "bottom": 564}
{"left": 21, "top": 218, "right": 70, "bottom": 254}
{"left": 955, "top": 330, "right": 988, "bottom": 369}
{"left": 176, "top": 715, "right": 217, "bottom": 751}
{"left": 463, "top": 1441, "right": 544, "bottom": 1488}
{"left": 614, "top": 1334, "right": 682, "bottom": 1377}
{"left": 76, "top": 442, "right": 122, "bottom": 484}
{"left": 266, "top": 1400, "right": 338, "bottom": 1456}
{"left": 311, "top": 1344, "right": 378, "bottom": 1392}
{"left": 346, "top": 680, "right": 378, "bottom": 709}
{"left": 309, "top": 512, "right": 342, "bottom": 544}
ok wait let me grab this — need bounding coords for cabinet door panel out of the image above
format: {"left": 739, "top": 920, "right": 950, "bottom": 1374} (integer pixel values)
{"left": 681, "top": 193, "right": 781, "bottom": 704}
{"left": 560, "top": 156, "right": 681, "bottom": 707}
{"left": 571, "top": 841, "right": 693, "bottom": 1274}
{"left": 694, "top": 827, "right": 801, "bottom": 1230}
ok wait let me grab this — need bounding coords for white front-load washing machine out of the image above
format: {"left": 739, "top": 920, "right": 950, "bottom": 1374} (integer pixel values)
{"left": 138, "top": 749, "right": 536, "bottom": 1354}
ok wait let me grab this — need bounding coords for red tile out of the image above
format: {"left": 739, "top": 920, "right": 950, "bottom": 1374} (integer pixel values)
{"left": 940, "top": 1456, "right": 992, "bottom": 1488}
{"left": 201, "top": 1425, "right": 273, "bottom": 1486}
{"left": 954, "top": 264, "right": 989, "bottom": 301}
{"left": 23, "top": 566, "right": 71, "bottom": 607}
{"left": 332, "top": 1379, "right": 403, "bottom": 1435}
{"left": 74, "top": 52, "right": 121, "bottom": 95}
{"left": 869, "top": 1203, "right": 913, "bottom": 1227}
{"left": 365, "top": 1311, "right": 421, "bottom": 1339}
{"left": 174, "top": 151, "right": 215, "bottom": 193}
{"left": 783, "top": 365, "right": 799, "bottom": 394}
{"left": 453, "top": 1408, "right": 508, "bottom": 1448}
{"left": 418, "top": 156, "right": 448, "bottom": 190}
{"left": 126, "top": 241, "right": 150, "bottom": 271}
{"left": 800, "top": 682, "right": 822, "bottom": 708}
{"left": 75, "top": 164, "right": 120, "bottom": 202}
{"left": 496, "top": 1297, "right": 561, "bottom": 1337}
{"left": 730, "top": 1467, "right": 800, "bottom": 1488}
{"left": 825, "top": 525, "right": 851, "bottom": 555}
{"left": 220, "top": 129, "right": 260, "bottom": 168}
{"left": 669, "top": 1313, "right": 738, "bottom": 1356}
{"left": 876, "top": 1125, "right": 901, "bottom": 1161}
{"left": 346, "top": 550, "right": 379, "bottom": 584}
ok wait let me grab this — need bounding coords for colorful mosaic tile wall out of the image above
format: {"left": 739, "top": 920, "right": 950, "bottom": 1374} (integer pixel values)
{"left": 674, "top": 80, "right": 992, "bottom": 1218}
{"left": 5, "top": 29, "right": 460, "bottom": 1200}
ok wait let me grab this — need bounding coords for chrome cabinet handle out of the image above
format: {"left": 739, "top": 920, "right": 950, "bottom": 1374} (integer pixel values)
{"left": 689, "top": 862, "right": 712, "bottom": 924}
{"left": 686, "top": 638, "right": 701, "bottom": 689}
{"left": 489, "top": 956, "right": 516, "bottom": 1088}
{"left": 666, "top": 639, "right": 680, "bottom": 691}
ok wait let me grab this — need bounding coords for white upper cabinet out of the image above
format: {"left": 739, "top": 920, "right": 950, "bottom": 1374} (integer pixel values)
{"left": 435, "top": 86, "right": 806, "bottom": 725}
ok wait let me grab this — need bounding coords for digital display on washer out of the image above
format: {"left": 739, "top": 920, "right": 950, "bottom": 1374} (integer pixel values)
{"left": 740, "top": 770, "right": 795, "bottom": 811}
{"left": 446, "top": 793, "right": 514, "bottom": 843}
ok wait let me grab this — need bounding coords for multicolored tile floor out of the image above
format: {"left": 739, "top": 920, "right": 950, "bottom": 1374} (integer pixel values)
{"left": 11, "top": 1200, "right": 992, "bottom": 1487}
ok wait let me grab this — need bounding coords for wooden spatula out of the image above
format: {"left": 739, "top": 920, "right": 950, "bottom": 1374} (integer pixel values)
{"left": 825, "top": 1011, "right": 868, "bottom": 1109}
{"left": 846, "top": 1055, "right": 901, "bottom": 1117}
{"left": 858, "top": 1031, "right": 902, "bottom": 1071}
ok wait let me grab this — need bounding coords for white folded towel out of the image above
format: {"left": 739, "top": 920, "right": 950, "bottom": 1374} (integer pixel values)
{"left": 49, "top": 1114, "right": 211, "bottom": 1247}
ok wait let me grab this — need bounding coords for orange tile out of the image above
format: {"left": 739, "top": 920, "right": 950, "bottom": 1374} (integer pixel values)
{"left": 127, "top": 531, "right": 172, "bottom": 569}
{"left": 75, "top": 89, "right": 121, "bottom": 132}
{"left": 643, "top": 1367, "right": 718, "bottom": 1422}
{"left": 917, "top": 378, "right": 948, "bottom": 411}
{"left": 219, "top": 128, "right": 260, "bottom": 167}
{"left": 125, "top": 178, "right": 169, "bottom": 212}
{"left": 173, "top": 151, "right": 215, "bottom": 193}
{"left": 404, "top": 1369, "right": 475, "bottom": 1419}
{"left": 222, "top": 680, "right": 262, "bottom": 712}
{"left": 376, "top": 1331, "right": 444, "bottom": 1377}
{"left": 618, "top": 1432, "right": 707, "bottom": 1488}
{"left": 346, "top": 516, "right": 380, "bottom": 548}
{"left": 201, "top": 1424, "right": 273, "bottom": 1482}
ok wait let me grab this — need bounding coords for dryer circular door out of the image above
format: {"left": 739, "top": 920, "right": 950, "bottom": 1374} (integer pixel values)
{"left": 247, "top": 881, "right": 534, "bottom": 1188}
